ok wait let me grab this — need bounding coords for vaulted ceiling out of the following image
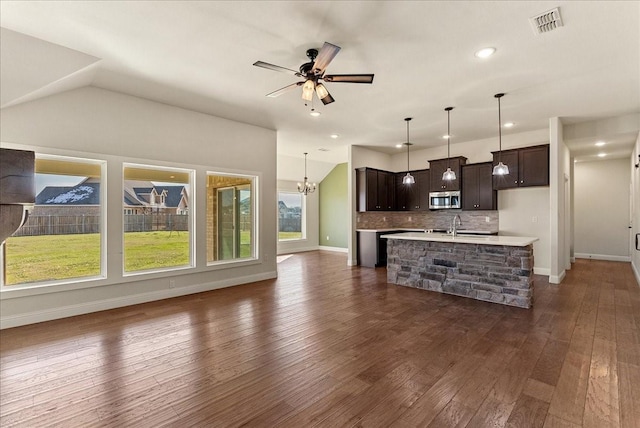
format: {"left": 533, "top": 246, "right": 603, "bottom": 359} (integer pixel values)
{"left": 1, "top": 1, "right": 639, "bottom": 171}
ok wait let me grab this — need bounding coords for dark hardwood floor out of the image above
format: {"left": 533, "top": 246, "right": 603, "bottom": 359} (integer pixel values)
{"left": 1, "top": 251, "right": 639, "bottom": 427}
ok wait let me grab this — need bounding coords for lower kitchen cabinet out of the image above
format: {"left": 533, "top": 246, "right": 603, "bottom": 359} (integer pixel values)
{"left": 357, "top": 231, "right": 390, "bottom": 267}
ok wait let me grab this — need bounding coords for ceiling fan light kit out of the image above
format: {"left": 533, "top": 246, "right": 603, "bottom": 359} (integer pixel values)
{"left": 254, "top": 41, "right": 374, "bottom": 108}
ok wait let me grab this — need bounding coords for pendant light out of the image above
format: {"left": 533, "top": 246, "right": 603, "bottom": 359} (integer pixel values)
{"left": 492, "top": 93, "right": 510, "bottom": 176}
{"left": 442, "top": 107, "right": 456, "bottom": 181}
{"left": 402, "top": 117, "right": 415, "bottom": 185}
{"left": 297, "top": 152, "right": 316, "bottom": 195}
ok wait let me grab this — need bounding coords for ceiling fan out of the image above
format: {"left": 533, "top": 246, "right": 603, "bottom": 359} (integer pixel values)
{"left": 253, "top": 42, "right": 374, "bottom": 105}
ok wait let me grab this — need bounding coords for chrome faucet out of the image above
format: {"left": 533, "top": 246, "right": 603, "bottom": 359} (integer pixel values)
{"left": 451, "top": 214, "right": 462, "bottom": 237}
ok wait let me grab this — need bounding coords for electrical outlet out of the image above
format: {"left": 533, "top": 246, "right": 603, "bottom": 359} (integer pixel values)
{"left": 169, "top": 279, "right": 176, "bottom": 288}
{"left": 408, "top": 216, "right": 412, "bottom": 222}
{"left": 383, "top": 217, "right": 386, "bottom": 222}
{"left": 485, "top": 216, "right": 490, "bottom": 223}
{"left": 532, "top": 216, "right": 538, "bottom": 223}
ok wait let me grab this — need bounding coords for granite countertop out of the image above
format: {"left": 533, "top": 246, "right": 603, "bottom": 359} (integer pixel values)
{"left": 381, "top": 231, "right": 538, "bottom": 247}
{"left": 356, "top": 228, "right": 497, "bottom": 235}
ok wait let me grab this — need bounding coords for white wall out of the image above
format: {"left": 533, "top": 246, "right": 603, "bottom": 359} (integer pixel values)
{"left": 276, "top": 180, "right": 319, "bottom": 254}
{"left": 574, "top": 158, "right": 631, "bottom": 261}
{"left": 630, "top": 134, "right": 640, "bottom": 284}
{"left": 498, "top": 187, "right": 551, "bottom": 275}
{"left": 0, "top": 86, "right": 278, "bottom": 328}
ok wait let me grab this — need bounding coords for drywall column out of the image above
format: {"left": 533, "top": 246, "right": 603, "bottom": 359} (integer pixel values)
{"left": 549, "top": 117, "right": 568, "bottom": 284}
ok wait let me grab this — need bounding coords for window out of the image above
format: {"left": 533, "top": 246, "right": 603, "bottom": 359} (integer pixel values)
{"left": 278, "top": 192, "right": 304, "bottom": 241}
{"left": 207, "top": 172, "right": 256, "bottom": 263}
{"left": 123, "top": 164, "right": 194, "bottom": 274}
{"left": 2, "top": 155, "right": 105, "bottom": 286}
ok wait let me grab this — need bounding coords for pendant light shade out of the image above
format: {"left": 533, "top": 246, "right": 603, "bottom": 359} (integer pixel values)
{"left": 297, "top": 152, "right": 316, "bottom": 195}
{"left": 442, "top": 107, "right": 456, "bottom": 181}
{"left": 492, "top": 93, "right": 510, "bottom": 176}
{"left": 403, "top": 117, "right": 415, "bottom": 185}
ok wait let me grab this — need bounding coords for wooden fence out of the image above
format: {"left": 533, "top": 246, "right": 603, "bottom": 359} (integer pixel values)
{"left": 13, "top": 214, "right": 189, "bottom": 236}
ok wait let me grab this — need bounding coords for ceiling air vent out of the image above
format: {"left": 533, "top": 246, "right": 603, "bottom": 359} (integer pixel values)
{"left": 318, "top": 148, "right": 330, "bottom": 152}
{"left": 529, "top": 7, "right": 563, "bottom": 35}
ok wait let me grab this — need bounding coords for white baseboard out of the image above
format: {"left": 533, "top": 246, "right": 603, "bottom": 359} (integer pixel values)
{"left": 571, "top": 257, "right": 576, "bottom": 263}
{"left": 276, "top": 246, "right": 319, "bottom": 255}
{"left": 632, "top": 260, "right": 640, "bottom": 288}
{"left": 0, "top": 271, "right": 277, "bottom": 330}
{"left": 347, "top": 259, "right": 357, "bottom": 266}
{"left": 575, "top": 253, "right": 631, "bottom": 262}
{"left": 318, "top": 246, "right": 348, "bottom": 253}
{"left": 533, "top": 267, "right": 550, "bottom": 276}
{"left": 549, "top": 270, "right": 566, "bottom": 284}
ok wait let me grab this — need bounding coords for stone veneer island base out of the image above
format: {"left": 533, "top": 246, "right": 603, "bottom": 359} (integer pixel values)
{"left": 383, "top": 233, "right": 538, "bottom": 309}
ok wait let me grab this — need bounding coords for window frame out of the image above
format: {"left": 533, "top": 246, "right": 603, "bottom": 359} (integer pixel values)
{"left": 0, "top": 153, "right": 107, "bottom": 290}
{"left": 277, "top": 190, "right": 306, "bottom": 242}
{"left": 206, "top": 171, "right": 259, "bottom": 266}
{"left": 122, "top": 162, "right": 196, "bottom": 277}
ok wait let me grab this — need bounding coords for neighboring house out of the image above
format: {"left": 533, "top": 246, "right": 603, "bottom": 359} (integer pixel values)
{"left": 36, "top": 178, "right": 189, "bottom": 215}
{"left": 34, "top": 177, "right": 101, "bottom": 216}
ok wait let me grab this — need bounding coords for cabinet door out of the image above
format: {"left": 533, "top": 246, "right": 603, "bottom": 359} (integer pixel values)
{"left": 519, "top": 145, "right": 549, "bottom": 187}
{"left": 366, "top": 169, "right": 379, "bottom": 210}
{"left": 377, "top": 171, "right": 394, "bottom": 210}
{"left": 477, "top": 163, "right": 497, "bottom": 209}
{"left": 395, "top": 173, "right": 409, "bottom": 211}
{"left": 430, "top": 159, "right": 462, "bottom": 191}
{"left": 461, "top": 164, "right": 479, "bottom": 210}
{"left": 429, "top": 160, "right": 448, "bottom": 192}
{"left": 416, "top": 170, "right": 431, "bottom": 210}
{"left": 492, "top": 151, "right": 519, "bottom": 190}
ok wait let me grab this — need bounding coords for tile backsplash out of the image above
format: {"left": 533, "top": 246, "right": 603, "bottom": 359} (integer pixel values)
{"left": 356, "top": 210, "right": 498, "bottom": 232}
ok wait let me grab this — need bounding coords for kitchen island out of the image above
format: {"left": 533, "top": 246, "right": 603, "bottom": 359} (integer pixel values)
{"left": 382, "top": 232, "right": 538, "bottom": 308}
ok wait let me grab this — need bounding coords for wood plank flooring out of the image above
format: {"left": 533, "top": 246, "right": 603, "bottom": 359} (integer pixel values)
{"left": 1, "top": 252, "right": 639, "bottom": 427}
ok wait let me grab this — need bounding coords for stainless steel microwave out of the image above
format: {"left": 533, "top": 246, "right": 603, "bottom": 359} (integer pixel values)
{"left": 429, "top": 191, "right": 461, "bottom": 210}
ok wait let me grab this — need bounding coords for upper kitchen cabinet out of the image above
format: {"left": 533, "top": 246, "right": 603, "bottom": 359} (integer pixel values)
{"left": 396, "top": 170, "right": 430, "bottom": 211}
{"left": 356, "top": 167, "right": 395, "bottom": 211}
{"left": 492, "top": 144, "right": 549, "bottom": 190}
{"left": 428, "top": 157, "right": 467, "bottom": 192}
{"left": 461, "top": 162, "right": 496, "bottom": 210}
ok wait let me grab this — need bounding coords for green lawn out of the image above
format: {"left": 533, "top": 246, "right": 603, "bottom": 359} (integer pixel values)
{"left": 4, "top": 231, "right": 190, "bottom": 285}
{"left": 278, "top": 231, "right": 303, "bottom": 240}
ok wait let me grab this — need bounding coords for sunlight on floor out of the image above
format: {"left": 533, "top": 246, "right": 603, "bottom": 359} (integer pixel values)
{"left": 276, "top": 254, "right": 293, "bottom": 263}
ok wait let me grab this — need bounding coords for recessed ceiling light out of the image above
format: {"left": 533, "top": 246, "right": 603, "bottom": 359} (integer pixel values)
{"left": 503, "top": 122, "right": 515, "bottom": 128}
{"left": 475, "top": 47, "right": 496, "bottom": 58}
{"left": 597, "top": 153, "right": 607, "bottom": 158}
{"left": 595, "top": 141, "right": 605, "bottom": 146}
{"left": 330, "top": 134, "right": 339, "bottom": 139}
{"left": 395, "top": 144, "right": 403, "bottom": 148}
{"left": 310, "top": 109, "right": 321, "bottom": 117}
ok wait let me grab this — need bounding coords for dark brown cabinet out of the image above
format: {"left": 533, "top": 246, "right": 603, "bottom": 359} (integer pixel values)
{"left": 395, "top": 170, "right": 430, "bottom": 211}
{"left": 356, "top": 167, "right": 395, "bottom": 211}
{"left": 428, "top": 157, "right": 467, "bottom": 192}
{"left": 461, "top": 162, "right": 496, "bottom": 210}
{"left": 492, "top": 144, "right": 549, "bottom": 190}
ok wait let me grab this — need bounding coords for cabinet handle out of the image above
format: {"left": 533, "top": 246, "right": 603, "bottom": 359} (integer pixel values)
{"left": 515, "top": 180, "right": 518, "bottom": 184}
{"left": 520, "top": 180, "right": 524, "bottom": 184}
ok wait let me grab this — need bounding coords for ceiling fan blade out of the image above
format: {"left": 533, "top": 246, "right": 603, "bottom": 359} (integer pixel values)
{"left": 323, "top": 74, "right": 374, "bottom": 84}
{"left": 266, "top": 82, "right": 303, "bottom": 98}
{"left": 312, "top": 42, "right": 341, "bottom": 75}
{"left": 253, "top": 61, "right": 301, "bottom": 76}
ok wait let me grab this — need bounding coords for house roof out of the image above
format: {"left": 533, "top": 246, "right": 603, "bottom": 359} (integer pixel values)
{"left": 36, "top": 183, "right": 100, "bottom": 205}
{"left": 37, "top": 181, "right": 187, "bottom": 207}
